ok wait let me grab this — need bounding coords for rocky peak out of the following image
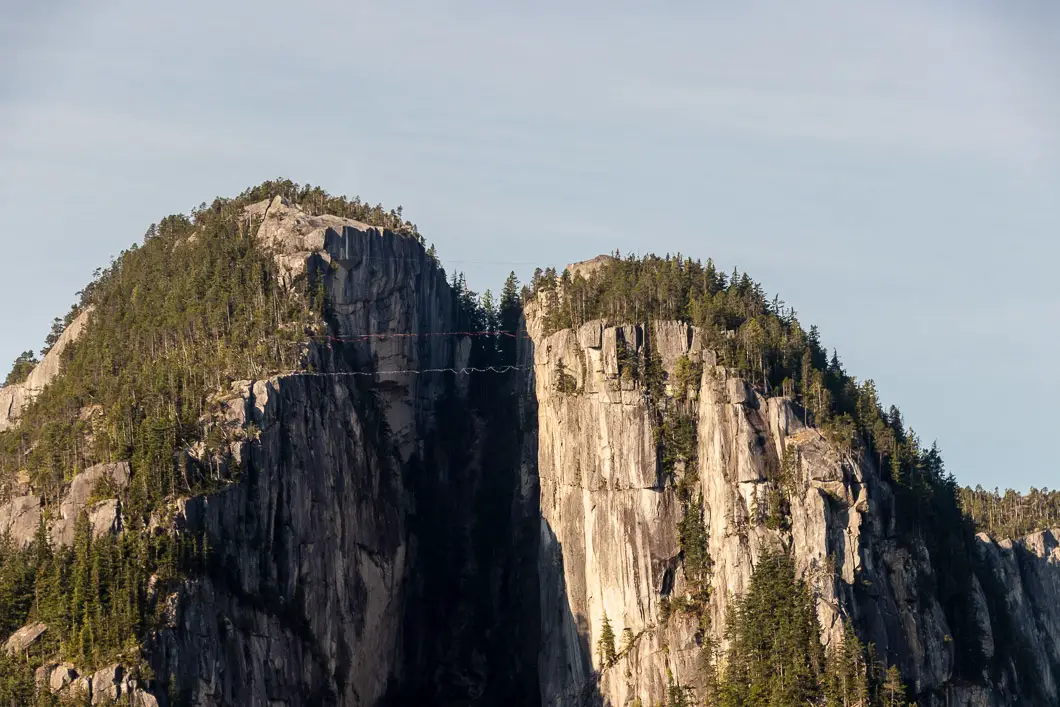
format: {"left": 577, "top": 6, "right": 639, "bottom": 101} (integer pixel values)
{"left": 5, "top": 187, "right": 1057, "bottom": 707}
{"left": 565, "top": 254, "right": 617, "bottom": 281}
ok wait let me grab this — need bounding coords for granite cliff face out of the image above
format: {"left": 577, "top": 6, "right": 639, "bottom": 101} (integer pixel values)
{"left": 3, "top": 197, "right": 536, "bottom": 705}
{"left": 140, "top": 197, "right": 539, "bottom": 705}
{"left": 523, "top": 294, "right": 1060, "bottom": 707}
{"left": 5, "top": 202, "right": 1058, "bottom": 706}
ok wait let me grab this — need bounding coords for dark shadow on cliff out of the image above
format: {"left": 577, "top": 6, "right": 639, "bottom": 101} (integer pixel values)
{"left": 220, "top": 303, "right": 608, "bottom": 707}
{"left": 539, "top": 521, "right": 608, "bottom": 707}
{"left": 378, "top": 327, "right": 538, "bottom": 706}
{"left": 974, "top": 531, "right": 1060, "bottom": 706}
{"left": 839, "top": 513, "right": 1060, "bottom": 706}
{"left": 378, "top": 322, "right": 606, "bottom": 707}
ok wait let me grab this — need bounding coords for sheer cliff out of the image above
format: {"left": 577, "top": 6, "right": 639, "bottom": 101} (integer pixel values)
{"left": 1, "top": 190, "right": 1058, "bottom": 707}
{"left": 0, "top": 194, "right": 539, "bottom": 706}
{"left": 523, "top": 294, "right": 1060, "bottom": 707}
{"left": 144, "top": 197, "right": 541, "bottom": 705}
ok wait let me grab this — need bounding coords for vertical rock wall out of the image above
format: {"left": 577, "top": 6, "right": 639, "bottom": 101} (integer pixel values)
{"left": 148, "top": 198, "right": 538, "bottom": 705}
{"left": 525, "top": 304, "right": 1060, "bottom": 707}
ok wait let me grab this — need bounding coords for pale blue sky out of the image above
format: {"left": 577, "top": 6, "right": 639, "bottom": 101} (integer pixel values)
{"left": 2, "top": 1, "right": 1058, "bottom": 490}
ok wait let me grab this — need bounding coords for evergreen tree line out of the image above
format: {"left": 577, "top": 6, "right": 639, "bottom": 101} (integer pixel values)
{"left": 958, "top": 485, "right": 1060, "bottom": 540}
{"left": 0, "top": 194, "right": 321, "bottom": 509}
{"left": 688, "top": 548, "right": 911, "bottom": 707}
{"left": 234, "top": 179, "right": 424, "bottom": 243}
{"left": 449, "top": 271, "right": 524, "bottom": 368}
{"left": 0, "top": 511, "right": 205, "bottom": 701}
{"left": 531, "top": 254, "right": 988, "bottom": 681}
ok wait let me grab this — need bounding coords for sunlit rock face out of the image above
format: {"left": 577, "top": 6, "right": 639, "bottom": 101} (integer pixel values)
{"left": 524, "top": 279, "right": 1060, "bottom": 707}
{"left": 0, "top": 307, "right": 92, "bottom": 432}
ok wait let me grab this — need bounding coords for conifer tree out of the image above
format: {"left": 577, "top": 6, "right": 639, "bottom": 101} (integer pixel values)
{"left": 882, "top": 664, "right": 907, "bottom": 707}
{"left": 719, "top": 548, "right": 824, "bottom": 706}
{"left": 598, "top": 613, "right": 617, "bottom": 667}
{"left": 3, "top": 351, "right": 38, "bottom": 387}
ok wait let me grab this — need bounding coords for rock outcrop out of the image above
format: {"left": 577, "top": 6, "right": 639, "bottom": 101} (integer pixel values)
{"left": 36, "top": 662, "right": 78, "bottom": 692}
{"left": 0, "top": 461, "right": 129, "bottom": 548}
{"left": 50, "top": 461, "right": 130, "bottom": 546}
{"left": 0, "top": 307, "right": 92, "bottom": 433}
{"left": 32, "top": 662, "right": 158, "bottom": 706}
{"left": 4, "top": 622, "right": 47, "bottom": 655}
{"left": 8, "top": 205, "right": 1058, "bottom": 707}
{"left": 0, "top": 493, "right": 41, "bottom": 547}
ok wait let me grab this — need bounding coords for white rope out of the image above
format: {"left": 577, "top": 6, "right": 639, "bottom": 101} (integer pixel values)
{"left": 287, "top": 365, "right": 526, "bottom": 377}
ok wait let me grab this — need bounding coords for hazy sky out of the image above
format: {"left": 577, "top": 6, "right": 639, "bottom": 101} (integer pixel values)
{"left": 2, "top": 1, "right": 1058, "bottom": 490}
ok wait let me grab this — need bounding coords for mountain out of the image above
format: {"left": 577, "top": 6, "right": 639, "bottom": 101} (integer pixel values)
{"left": 0, "top": 183, "right": 1057, "bottom": 706}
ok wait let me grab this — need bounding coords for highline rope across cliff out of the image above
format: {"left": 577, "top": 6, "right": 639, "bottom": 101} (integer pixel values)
{"left": 307, "top": 330, "right": 533, "bottom": 345}
{"left": 287, "top": 365, "right": 526, "bottom": 377}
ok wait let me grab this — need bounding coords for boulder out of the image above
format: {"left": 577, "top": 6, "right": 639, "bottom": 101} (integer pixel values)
{"left": 90, "top": 664, "right": 124, "bottom": 704}
{"left": 3, "top": 621, "right": 47, "bottom": 654}
{"left": 0, "top": 494, "right": 41, "bottom": 548}
{"left": 35, "top": 662, "right": 79, "bottom": 692}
